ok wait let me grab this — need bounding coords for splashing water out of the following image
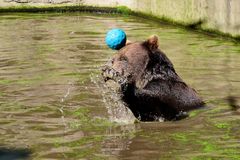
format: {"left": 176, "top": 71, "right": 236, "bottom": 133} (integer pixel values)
{"left": 59, "top": 81, "right": 75, "bottom": 131}
{"left": 90, "top": 74, "right": 136, "bottom": 124}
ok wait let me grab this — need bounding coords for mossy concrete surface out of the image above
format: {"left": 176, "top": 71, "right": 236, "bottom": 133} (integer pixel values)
{"left": 1, "top": 0, "right": 240, "bottom": 38}
{"left": 84, "top": 0, "right": 240, "bottom": 38}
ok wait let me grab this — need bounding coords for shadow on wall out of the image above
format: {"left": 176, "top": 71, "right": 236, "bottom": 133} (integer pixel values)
{"left": 0, "top": 147, "right": 31, "bottom": 160}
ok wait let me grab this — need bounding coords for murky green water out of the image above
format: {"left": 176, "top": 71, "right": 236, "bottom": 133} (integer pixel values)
{"left": 0, "top": 13, "right": 239, "bottom": 160}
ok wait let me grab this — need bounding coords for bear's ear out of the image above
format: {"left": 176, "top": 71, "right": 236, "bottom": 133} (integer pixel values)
{"left": 126, "top": 40, "right": 132, "bottom": 46}
{"left": 144, "top": 35, "right": 159, "bottom": 51}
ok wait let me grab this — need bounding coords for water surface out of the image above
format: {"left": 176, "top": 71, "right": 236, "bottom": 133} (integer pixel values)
{"left": 0, "top": 13, "right": 239, "bottom": 160}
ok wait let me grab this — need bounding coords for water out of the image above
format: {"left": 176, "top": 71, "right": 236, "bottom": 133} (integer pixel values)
{"left": 0, "top": 13, "right": 239, "bottom": 160}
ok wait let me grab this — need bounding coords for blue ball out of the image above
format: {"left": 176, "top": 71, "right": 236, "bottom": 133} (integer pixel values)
{"left": 105, "top": 28, "right": 127, "bottom": 50}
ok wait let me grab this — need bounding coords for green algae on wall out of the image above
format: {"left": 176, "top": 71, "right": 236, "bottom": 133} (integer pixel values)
{"left": 0, "top": 5, "right": 118, "bottom": 13}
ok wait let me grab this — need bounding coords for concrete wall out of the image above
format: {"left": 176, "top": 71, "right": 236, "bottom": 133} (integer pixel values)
{"left": 1, "top": 0, "right": 240, "bottom": 37}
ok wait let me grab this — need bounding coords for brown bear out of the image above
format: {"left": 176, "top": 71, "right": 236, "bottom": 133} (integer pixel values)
{"left": 102, "top": 35, "right": 204, "bottom": 121}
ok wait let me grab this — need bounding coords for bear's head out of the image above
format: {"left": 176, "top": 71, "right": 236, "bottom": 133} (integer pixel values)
{"left": 106, "top": 35, "right": 159, "bottom": 84}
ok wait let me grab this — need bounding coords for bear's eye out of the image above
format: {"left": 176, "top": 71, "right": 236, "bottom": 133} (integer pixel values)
{"left": 119, "top": 55, "right": 128, "bottom": 62}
